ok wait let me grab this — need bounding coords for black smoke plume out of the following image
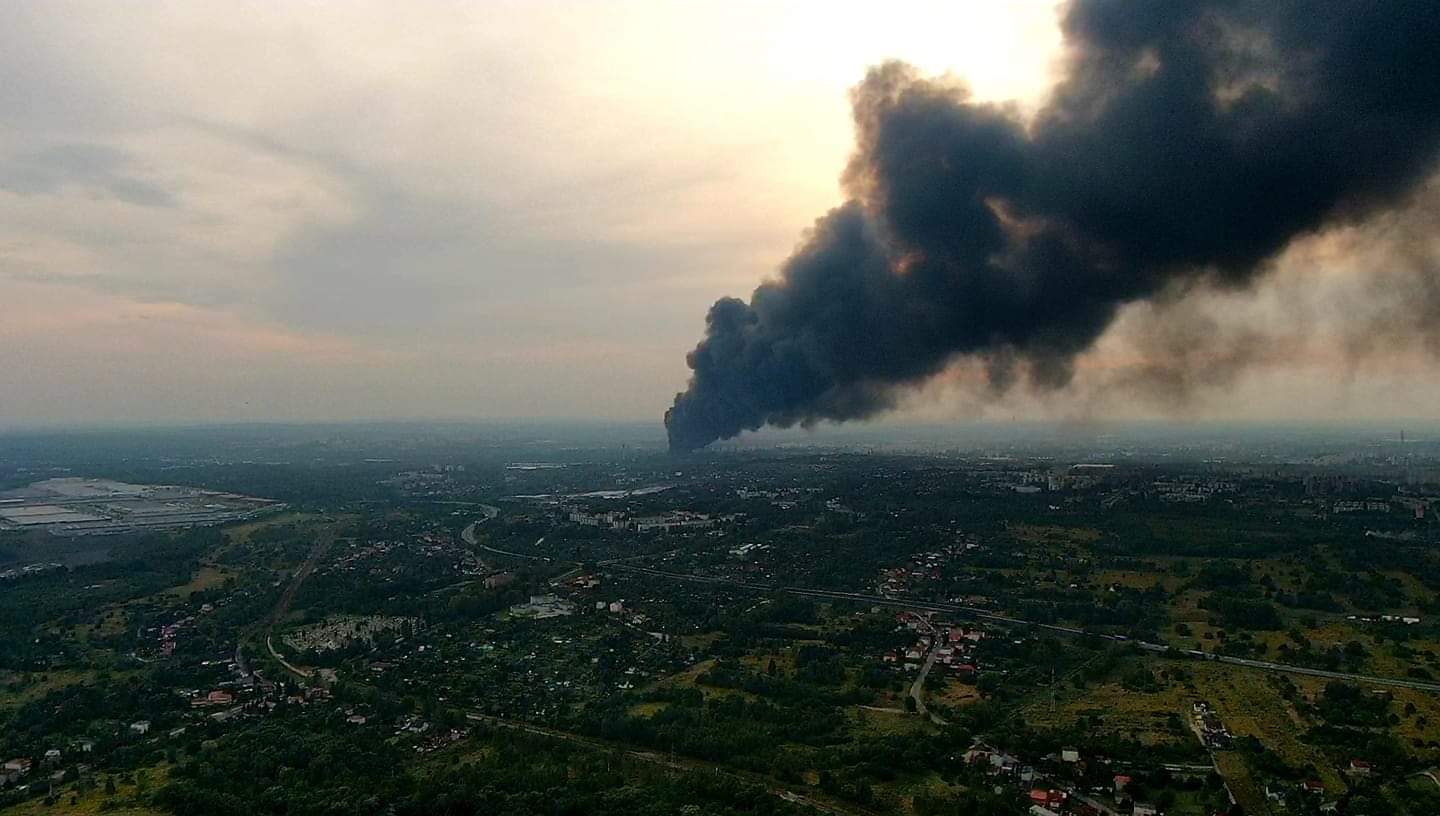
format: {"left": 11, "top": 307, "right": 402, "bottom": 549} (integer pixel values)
{"left": 665, "top": 0, "right": 1440, "bottom": 451}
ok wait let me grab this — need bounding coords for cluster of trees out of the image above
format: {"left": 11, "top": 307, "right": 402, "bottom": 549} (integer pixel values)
{"left": 588, "top": 681, "right": 847, "bottom": 769}
{"left": 1206, "top": 595, "right": 1284, "bottom": 630}
{"left": 910, "top": 788, "right": 1026, "bottom": 816}
{"left": 1317, "top": 681, "right": 1393, "bottom": 728}
{"left": 697, "top": 659, "right": 869, "bottom": 707}
{"left": 0, "top": 673, "right": 191, "bottom": 790}
{"left": 154, "top": 713, "right": 815, "bottom": 816}
{"left": 791, "top": 645, "right": 847, "bottom": 686}
{"left": 1015, "top": 584, "right": 1168, "bottom": 633}
{"left": 0, "top": 527, "right": 225, "bottom": 670}
{"left": 1084, "top": 504, "right": 1327, "bottom": 559}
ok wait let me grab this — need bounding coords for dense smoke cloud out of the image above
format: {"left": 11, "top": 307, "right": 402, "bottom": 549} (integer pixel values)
{"left": 665, "top": 0, "right": 1440, "bottom": 450}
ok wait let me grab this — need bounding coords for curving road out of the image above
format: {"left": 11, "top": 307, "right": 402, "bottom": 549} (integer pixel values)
{"left": 461, "top": 512, "right": 553, "bottom": 564}
{"left": 267, "top": 634, "right": 312, "bottom": 679}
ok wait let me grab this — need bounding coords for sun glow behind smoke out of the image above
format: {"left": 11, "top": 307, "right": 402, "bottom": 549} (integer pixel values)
{"left": 762, "top": 1, "right": 1062, "bottom": 108}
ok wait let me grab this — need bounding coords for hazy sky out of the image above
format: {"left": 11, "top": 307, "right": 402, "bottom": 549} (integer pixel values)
{"left": 2, "top": 1, "right": 1437, "bottom": 429}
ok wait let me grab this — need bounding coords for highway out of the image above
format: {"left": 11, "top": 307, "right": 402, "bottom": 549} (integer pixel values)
{"left": 605, "top": 563, "right": 1440, "bottom": 695}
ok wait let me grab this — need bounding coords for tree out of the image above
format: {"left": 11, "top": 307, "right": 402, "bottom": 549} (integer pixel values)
{"left": 977, "top": 674, "right": 1001, "bottom": 696}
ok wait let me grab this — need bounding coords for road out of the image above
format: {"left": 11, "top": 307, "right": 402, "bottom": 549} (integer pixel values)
{"left": 1182, "top": 706, "right": 1242, "bottom": 811}
{"left": 1189, "top": 652, "right": 1440, "bottom": 692}
{"left": 606, "top": 563, "right": 1440, "bottom": 694}
{"left": 909, "top": 640, "right": 947, "bottom": 725}
{"left": 461, "top": 514, "right": 552, "bottom": 564}
{"left": 262, "top": 535, "right": 333, "bottom": 679}
{"left": 468, "top": 713, "right": 875, "bottom": 816}
{"left": 464, "top": 522, "right": 1440, "bottom": 694}
{"left": 267, "top": 634, "right": 312, "bottom": 679}
{"left": 906, "top": 615, "right": 948, "bottom": 725}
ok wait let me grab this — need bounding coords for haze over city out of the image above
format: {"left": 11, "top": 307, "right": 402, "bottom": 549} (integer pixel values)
{"left": 3, "top": 1, "right": 1439, "bottom": 436}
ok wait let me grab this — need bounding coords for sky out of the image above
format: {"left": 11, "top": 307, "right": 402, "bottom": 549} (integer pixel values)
{"left": 2, "top": 1, "right": 1437, "bottom": 430}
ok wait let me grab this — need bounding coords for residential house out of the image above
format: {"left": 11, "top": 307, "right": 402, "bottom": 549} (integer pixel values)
{"left": 1028, "top": 789, "right": 1065, "bottom": 810}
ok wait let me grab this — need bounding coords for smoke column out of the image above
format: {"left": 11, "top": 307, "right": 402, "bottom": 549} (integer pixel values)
{"left": 665, "top": 0, "right": 1440, "bottom": 451}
